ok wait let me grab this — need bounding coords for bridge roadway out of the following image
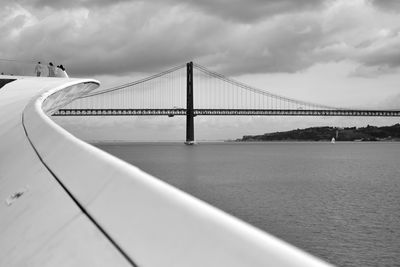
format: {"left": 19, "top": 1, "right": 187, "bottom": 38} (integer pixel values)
{"left": 54, "top": 108, "right": 400, "bottom": 117}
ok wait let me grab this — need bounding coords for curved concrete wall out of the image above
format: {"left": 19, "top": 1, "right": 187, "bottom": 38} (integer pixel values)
{"left": 2, "top": 77, "right": 332, "bottom": 266}
{"left": 0, "top": 77, "right": 131, "bottom": 266}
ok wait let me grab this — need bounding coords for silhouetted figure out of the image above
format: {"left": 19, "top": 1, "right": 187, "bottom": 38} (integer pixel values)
{"left": 56, "top": 64, "right": 69, "bottom": 78}
{"left": 48, "top": 62, "right": 56, "bottom": 77}
{"left": 34, "top": 62, "right": 43, "bottom": 77}
{"left": 56, "top": 65, "right": 61, "bottom": 77}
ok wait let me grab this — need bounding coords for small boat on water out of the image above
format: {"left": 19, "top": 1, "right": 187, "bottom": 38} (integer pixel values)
{"left": 184, "top": 140, "right": 198, "bottom": 145}
{"left": 331, "top": 137, "right": 336, "bottom": 143}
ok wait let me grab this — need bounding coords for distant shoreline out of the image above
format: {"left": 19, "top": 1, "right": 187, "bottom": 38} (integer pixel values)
{"left": 233, "top": 139, "right": 400, "bottom": 142}
{"left": 86, "top": 124, "right": 400, "bottom": 144}
{"left": 90, "top": 140, "right": 400, "bottom": 145}
{"left": 236, "top": 124, "right": 400, "bottom": 142}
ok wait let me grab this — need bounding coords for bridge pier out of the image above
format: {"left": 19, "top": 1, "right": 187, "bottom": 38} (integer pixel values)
{"left": 185, "top": 62, "right": 195, "bottom": 144}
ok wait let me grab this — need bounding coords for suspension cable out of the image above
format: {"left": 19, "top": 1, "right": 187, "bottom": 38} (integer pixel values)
{"left": 193, "top": 63, "right": 340, "bottom": 110}
{"left": 80, "top": 63, "right": 186, "bottom": 98}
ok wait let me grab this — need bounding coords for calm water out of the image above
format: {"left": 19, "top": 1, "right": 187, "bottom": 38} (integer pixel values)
{"left": 94, "top": 142, "right": 400, "bottom": 267}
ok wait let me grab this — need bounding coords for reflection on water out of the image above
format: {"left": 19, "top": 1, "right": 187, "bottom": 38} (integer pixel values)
{"left": 95, "top": 142, "right": 400, "bottom": 267}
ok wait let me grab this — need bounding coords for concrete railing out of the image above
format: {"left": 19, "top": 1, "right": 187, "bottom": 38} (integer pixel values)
{"left": 22, "top": 80, "right": 333, "bottom": 267}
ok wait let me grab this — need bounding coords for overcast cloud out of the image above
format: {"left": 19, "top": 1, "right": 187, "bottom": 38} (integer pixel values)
{"left": 2, "top": 0, "right": 398, "bottom": 140}
{"left": 1, "top": 0, "right": 400, "bottom": 77}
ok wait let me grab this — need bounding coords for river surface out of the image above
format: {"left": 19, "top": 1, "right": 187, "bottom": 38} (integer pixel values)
{"left": 94, "top": 142, "right": 400, "bottom": 267}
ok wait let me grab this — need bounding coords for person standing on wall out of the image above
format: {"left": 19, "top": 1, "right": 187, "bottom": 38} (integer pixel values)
{"left": 48, "top": 62, "right": 56, "bottom": 77}
{"left": 34, "top": 62, "right": 43, "bottom": 77}
{"left": 56, "top": 64, "right": 69, "bottom": 78}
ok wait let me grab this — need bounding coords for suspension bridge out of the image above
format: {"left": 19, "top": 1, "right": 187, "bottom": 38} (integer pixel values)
{"left": 53, "top": 62, "right": 400, "bottom": 143}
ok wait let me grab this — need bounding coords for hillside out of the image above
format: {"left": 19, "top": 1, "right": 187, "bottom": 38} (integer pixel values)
{"left": 239, "top": 124, "right": 400, "bottom": 142}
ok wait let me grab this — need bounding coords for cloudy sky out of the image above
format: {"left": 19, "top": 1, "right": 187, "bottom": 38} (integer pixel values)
{"left": 2, "top": 0, "right": 400, "bottom": 140}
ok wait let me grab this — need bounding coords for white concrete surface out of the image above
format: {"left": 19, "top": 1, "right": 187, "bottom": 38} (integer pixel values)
{"left": 0, "top": 76, "right": 333, "bottom": 266}
{"left": 0, "top": 77, "right": 131, "bottom": 266}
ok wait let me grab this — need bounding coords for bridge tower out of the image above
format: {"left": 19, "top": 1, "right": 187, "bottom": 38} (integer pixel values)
{"left": 186, "top": 61, "right": 194, "bottom": 144}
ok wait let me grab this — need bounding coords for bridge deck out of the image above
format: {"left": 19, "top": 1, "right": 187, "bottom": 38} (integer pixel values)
{"left": 54, "top": 108, "right": 400, "bottom": 117}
